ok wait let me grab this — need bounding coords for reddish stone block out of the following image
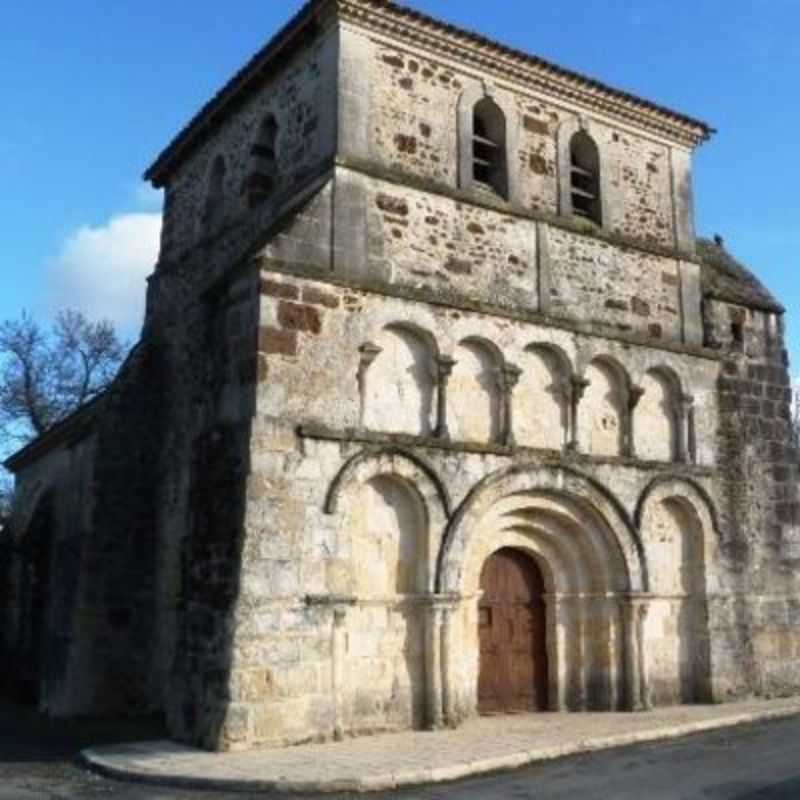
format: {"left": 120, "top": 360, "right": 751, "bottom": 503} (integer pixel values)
{"left": 260, "top": 278, "right": 299, "bottom": 299}
{"left": 277, "top": 301, "right": 321, "bottom": 335}
{"left": 631, "top": 296, "right": 651, "bottom": 317}
{"left": 523, "top": 115, "right": 549, "bottom": 135}
{"left": 444, "top": 256, "right": 472, "bottom": 275}
{"left": 394, "top": 134, "right": 417, "bottom": 154}
{"left": 258, "top": 326, "right": 297, "bottom": 356}
{"left": 376, "top": 194, "right": 409, "bottom": 216}
{"left": 303, "top": 287, "right": 340, "bottom": 309}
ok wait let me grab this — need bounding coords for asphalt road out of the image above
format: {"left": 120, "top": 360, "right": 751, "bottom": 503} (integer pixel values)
{"left": 1, "top": 700, "right": 800, "bottom": 799}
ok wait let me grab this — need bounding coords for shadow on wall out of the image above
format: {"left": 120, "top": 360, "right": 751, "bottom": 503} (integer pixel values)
{"left": 2, "top": 494, "right": 55, "bottom": 706}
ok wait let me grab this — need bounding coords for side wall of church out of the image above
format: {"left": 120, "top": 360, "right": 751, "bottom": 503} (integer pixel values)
{"left": 3, "top": 436, "right": 97, "bottom": 712}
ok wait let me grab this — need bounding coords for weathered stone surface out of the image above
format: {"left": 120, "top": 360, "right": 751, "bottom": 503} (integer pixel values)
{"left": 3, "top": 0, "right": 796, "bottom": 758}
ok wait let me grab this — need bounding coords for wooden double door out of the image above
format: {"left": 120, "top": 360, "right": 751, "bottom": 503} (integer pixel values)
{"left": 478, "top": 548, "right": 549, "bottom": 713}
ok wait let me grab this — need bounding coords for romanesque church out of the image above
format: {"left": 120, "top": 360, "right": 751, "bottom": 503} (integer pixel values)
{"left": 3, "top": 0, "right": 799, "bottom": 752}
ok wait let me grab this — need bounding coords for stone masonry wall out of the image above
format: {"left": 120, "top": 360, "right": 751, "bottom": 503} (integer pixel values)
{"left": 707, "top": 298, "right": 800, "bottom": 699}
{"left": 362, "top": 37, "right": 678, "bottom": 248}
{"left": 3, "top": 435, "right": 97, "bottom": 713}
{"left": 547, "top": 226, "right": 682, "bottom": 341}
{"left": 159, "top": 25, "right": 338, "bottom": 266}
{"left": 210, "top": 267, "right": 729, "bottom": 749}
{"left": 260, "top": 168, "right": 700, "bottom": 348}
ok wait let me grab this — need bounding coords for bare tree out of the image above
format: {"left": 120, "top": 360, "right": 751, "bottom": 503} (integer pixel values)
{"left": 0, "top": 310, "right": 127, "bottom": 528}
{"left": 792, "top": 379, "right": 800, "bottom": 449}
{"left": 0, "top": 310, "right": 126, "bottom": 442}
{"left": 0, "top": 473, "right": 11, "bottom": 534}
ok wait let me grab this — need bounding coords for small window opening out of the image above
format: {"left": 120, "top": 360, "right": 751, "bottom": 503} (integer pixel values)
{"left": 204, "top": 155, "right": 226, "bottom": 227}
{"left": 569, "top": 131, "right": 601, "bottom": 225}
{"left": 472, "top": 98, "right": 507, "bottom": 198}
{"left": 246, "top": 115, "right": 279, "bottom": 209}
{"left": 731, "top": 321, "right": 744, "bottom": 350}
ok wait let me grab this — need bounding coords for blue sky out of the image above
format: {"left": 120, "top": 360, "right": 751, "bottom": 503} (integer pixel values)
{"left": 1, "top": 0, "right": 797, "bottom": 366}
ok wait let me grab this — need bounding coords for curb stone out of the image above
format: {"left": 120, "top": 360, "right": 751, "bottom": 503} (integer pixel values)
{"left": 80, "top": 703, "right": 800, "bottom": 794}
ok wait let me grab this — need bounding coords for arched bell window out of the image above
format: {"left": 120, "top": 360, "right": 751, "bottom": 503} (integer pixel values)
{"left": 472, "top": 98, "right": 508, "bottom": 199}
{"left": 569, "top": 131, "right": 601, "bottom": 224}
{"left": 246, "top": 114, "right": 279, "bottom": 209}
{"left": 203, "top": 155, "right": 226, "bottom": 227}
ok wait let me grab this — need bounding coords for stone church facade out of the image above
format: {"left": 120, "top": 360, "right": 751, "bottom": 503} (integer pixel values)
{"left": 3, "top": 0, "right": 799, "bottom": 752}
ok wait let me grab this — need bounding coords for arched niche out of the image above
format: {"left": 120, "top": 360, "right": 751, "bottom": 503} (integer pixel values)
{"left": 203, "top": 154, "right": 227, "bottom": 228}
{"left": 325, "top": 449, "right": 449, "bottom": 735}
{"left": 578, "top": 357, "right": 629, "bottom": 457}
{"left": 324, "top": 447, "right": 450, "bottom": 595}
{"left": 448, "top": 338, "right": 503, "bottom": 444}
{"left": 636, "top": 477, "right": 717, "bottom": 706}
{"left": 636, "top": 367, "right": 681, "bottom": 462}
{"left": 342, "top": 475, "right": 428, "bottom": 596}
{"left": 363, "top": 324, "right": 438, "bottom": 437}
{"left": 245, "top": 114, "right": 279, "bottom": 208}
{"left": 516, "top": 343, "right": 573, "bottom": 450}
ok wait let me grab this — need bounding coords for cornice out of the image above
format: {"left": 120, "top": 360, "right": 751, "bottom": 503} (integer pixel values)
{"left": 146, "top": 0, "right": 712, "bottom": 185}
{"left": 337, "top": 0, "right": 713, "bottom": 148}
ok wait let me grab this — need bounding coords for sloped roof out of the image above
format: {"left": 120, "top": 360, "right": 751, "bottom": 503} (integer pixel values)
{"left": 697, "top": 237, "right": 784, "bottom": 313}
{"left": 145, "top": 0, "right": 714, "bottom": 186}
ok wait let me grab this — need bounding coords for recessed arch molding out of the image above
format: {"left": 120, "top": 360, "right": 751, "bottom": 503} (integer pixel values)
{"left": 436, "top": 463, "right": 648, "bottom": 594}
{"left": 324, "top": 446, "right": 452, "bottom": 520}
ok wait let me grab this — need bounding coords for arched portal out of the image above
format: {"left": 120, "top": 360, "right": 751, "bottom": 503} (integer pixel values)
{"left": 478, "top": 548, "right": 548, "bottom": 713}
{"left": 438, "top": 466, "right": 649, "bottom": 719}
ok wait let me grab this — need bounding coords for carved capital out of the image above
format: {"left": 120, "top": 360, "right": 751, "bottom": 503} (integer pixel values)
{"left": 357, "top": 342, "right": 382, "bottom": 380}
{"left": 436, "top": 355, "right": 457, "bottom": 381}
{"left": 628, "top": 385, "right": 645, "bottom": 411}
{"left": 502, "top": 363, "right": 523, "bottom": 391}
{"left": 570, "top": 375, "right": 590, "bottom": 401}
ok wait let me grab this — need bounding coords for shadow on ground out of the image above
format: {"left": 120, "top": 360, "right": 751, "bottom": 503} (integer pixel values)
{"left": 0, "top": 698, "right": 166, "bottom": 763}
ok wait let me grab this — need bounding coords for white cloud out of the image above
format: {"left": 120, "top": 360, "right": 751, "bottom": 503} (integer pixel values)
{"left": 46, "top": 213, "right": 162, "bottom": 336}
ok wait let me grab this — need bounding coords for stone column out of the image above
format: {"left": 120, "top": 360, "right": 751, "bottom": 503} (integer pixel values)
{"left": 433, "top": 356, "right": 457, "bottom": 441}
{"left": 441, "top": 600, "right": 459, "bottom": 727}
{"left": 606, "top": 595, "right": 622, "bottom": 711}
{"left": 424, "top": 602, "right": 445, "bottom": 730}
{"left": 568, "top": 376, "right": 590, "bottom": 452}
{"left": 622, "top": 594, "right": 652, "bottom": 711}
{"left": 501, "top": 364, "right": 522, "bottom": 447}
{"left": 544, "top": 593, "right": 567, "bottom": 710}
{"left": 624, "top": 385, "right": 645, "bottom": 458}
{"left": 331, "top": 605, "right": 349, "bottom": 740}
{"left": 356, "top": 343, "right": 382, "bottom": 432}
{"left": 676, "top": 393, "right": 695, "bottom": 464}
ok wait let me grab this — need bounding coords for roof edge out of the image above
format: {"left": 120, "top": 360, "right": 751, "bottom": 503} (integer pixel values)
{"left": 145, "top": 0, "right": 336, "bottom": 186}
{"left": 145, "top": 0, "right": 714, "bottom": 187}
{"left": 3, "top": 393, "right": 105, "bottom": 473}
{"left": 343, "top": 0, "right": 714, "bottom": 142}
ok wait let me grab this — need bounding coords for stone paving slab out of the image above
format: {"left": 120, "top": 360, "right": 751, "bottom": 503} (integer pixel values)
{"left": 82, "top": 697, "right": 800, "bottom": 794}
